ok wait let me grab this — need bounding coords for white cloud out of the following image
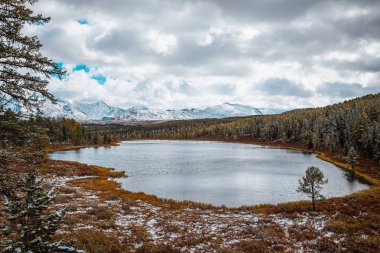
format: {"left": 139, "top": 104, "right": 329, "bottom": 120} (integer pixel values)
{"left": 29, "top": 0, "right": 380, "bottom": 110}
{"left": 145, "top": 30, "right": 177, "bottom": 55}
{"left": 198, "top": 33, "right": 214, "bottom": 46}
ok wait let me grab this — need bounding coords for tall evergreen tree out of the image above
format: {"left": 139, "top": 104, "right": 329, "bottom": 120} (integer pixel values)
{"left": 0, "top": 1, "right": 82, "bottom": 252}
{"left": 0, "top": 0, "right": 65, "bottom": 112}
{"left": 346, "top": 146, "right": 358, "bottom": 172}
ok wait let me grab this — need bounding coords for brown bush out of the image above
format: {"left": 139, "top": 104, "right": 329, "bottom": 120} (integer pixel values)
{"left": 65, "top": 229, "right": 126, "bottom": 253}
{"left": 164, "top": 224, "right": 181, "bottom": 233}
{"left": 234, "top": 239, "right": 270, "bottom": 253}
{"left": 135, "top": 243, "right": 180, "bottom": 253}
{"left": 86, "top": 205, "right": 115, "bottom": 221}
{"left": 64, "top": 213, "right": 92, "bottom": 226}
{"left": 105, "top": 192, "right": 119, "bottom": 201}
{"left": 255, "top": 225, "right": 284, "bottom": 242}
{"left": 325, "top": 220, "right": 360, "bottom": 234}
{"left": 59, "top": 186, "right": 77, "bottom": 194}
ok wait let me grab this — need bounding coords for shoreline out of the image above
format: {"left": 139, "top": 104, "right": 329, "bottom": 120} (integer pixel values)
{"left": 48, "top": 142, "right": 120, "bottom": 153}
{"left": 124, "top": 137, "right": 380, "bottom": 186}
{"left": 47, "top": 138, "right": 380, "bottom": 212}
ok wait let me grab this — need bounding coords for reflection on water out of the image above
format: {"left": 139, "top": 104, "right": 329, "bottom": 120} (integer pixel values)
{"left": 50, "top": 140, "right": 369, "bottom": 207}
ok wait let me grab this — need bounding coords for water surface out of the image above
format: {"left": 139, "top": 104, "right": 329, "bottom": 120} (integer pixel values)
{"left": 50, "top": 140, "right": 369, "bottom": 207}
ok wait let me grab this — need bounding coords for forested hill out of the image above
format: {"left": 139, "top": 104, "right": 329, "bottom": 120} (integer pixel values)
{"left": 104, "top": 93, "right": 380, "bottom": 162}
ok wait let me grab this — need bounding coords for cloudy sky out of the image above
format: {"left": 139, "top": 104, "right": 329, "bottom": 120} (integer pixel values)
{"left": 29, "top": 0, "right": 380, "bottom": 109}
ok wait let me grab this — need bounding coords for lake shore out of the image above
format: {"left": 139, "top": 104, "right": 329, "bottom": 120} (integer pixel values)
{"left": 45, "top": 138, "right": 380, "bottom": 252}
{"left": 122, "top": 137, "right": 380, "bottom": 186}
{"left": 48, "top": 137, "right": 380, "bottom": 208}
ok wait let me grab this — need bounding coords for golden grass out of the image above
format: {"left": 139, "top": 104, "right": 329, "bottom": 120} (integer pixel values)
{"left": 316, "top": 152, "right": 380, "bottom": 186}
{"left": 58, "top": 229, "right": 126, "bottom": 253}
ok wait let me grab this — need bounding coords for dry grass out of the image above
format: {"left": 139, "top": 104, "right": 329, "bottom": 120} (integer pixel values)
{"left": 87, "top": 206, "right": 115, "bottom": 221}
{"left": 225, "top": 239, "right": 270, "bottom": 253}
{"left": 60, "top": 229, "right": 126, "bottom": 253}
{"left": 135, "top": 243, "right": 180, "bottom": 253}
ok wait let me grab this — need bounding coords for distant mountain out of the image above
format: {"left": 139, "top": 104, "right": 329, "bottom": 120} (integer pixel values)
{"left": 198, "top": 103, "right": 264, "bottom": 118}
{"left": 3, "top": 101, "right": 23, "bottom": 114}
{"left": 34, "top": 100, "right": 285, "bottom": 121}
{"left": 42, "top": 100, "right": 90, "bottom": 120}
{"left": 3, "top": 99, "right": 90, "bottom": 120}
{"left": 74, "top": 101, "right": 127, "bottom": 120}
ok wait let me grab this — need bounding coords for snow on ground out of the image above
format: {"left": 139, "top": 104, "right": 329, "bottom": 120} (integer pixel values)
{"left": 54, "top": 178, "right": 346, "bottom": 252}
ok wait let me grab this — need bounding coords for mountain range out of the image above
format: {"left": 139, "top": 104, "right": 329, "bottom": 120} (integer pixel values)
{"left": 10, "top": 99, "right": 285, "bottom": 122}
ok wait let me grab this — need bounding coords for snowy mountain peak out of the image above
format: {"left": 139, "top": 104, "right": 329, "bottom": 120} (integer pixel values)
{"left": 74, "top": 101, "right": 126, "bottom": 120}
{"left": 42, "top": 100, "right": 90, "bottom": 120}
{"left": 127, "top": 105, "right": 149, "bottom": 111}
{"left": 35, "top": 99, "right": 285, "bottom": 122}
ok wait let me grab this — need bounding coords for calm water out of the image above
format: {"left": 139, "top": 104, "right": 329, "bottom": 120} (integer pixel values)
{"left": 50, "top": 140, "right": 369, "bottom": 207}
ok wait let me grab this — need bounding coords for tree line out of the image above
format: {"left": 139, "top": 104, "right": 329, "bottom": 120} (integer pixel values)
{"left": 0, "top": 109, "right": 114, "bottom": 149}
{"left": 106, "top": 93, "right": 380, "bottom": 163}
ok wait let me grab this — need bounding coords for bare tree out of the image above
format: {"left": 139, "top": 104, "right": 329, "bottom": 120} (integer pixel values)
{"left": 297, "top": 166, "right": 328, "bottom": 212}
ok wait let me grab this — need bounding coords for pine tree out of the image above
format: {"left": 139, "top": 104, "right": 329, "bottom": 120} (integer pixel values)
{"left": 297, "top": 166, "right": 328, "bottom": 212}
{"left": 0, "top": 168, "right": 83, "bottom": 252}
{"left": 0, "top": 0, "right": 66, "bottom": 112}
{"left": 346, "top": 146, "right": 358, "bottom": 172}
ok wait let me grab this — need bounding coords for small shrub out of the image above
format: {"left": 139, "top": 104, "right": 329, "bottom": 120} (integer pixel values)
{"left": 316, "top": 237, "right": 340, "bottom": 252}
{"left": 59, "top": 186, "right": 77, "bottom": 194}
{"left": 66, "top": 205, "right": 78, "bottom": 212}
{"left": 136, "top": 243, "right": 180, "bottom": 253}
{"left": 234, "top": 239, "right": 269, "bottom": 253}
{"left": 64, "top": 213, "right": 92, "bottom": 226}
{"left": 66, "top": 229, "right": 124, "bottom": 253}
{"left": 128, "top": 225, "right": 151, "bottom": 243}
{"left": 86, "top": 206, "right": 115, "bottom": 221}
{"left": 255, "top": 225, "right": 284, "bottom": 242}
{"left": 165, "top": 224, "right": 181, "bottom": 233}
{"left": 39, "top": 166, "right": 49, "bottom": 175}
{"left": 105, "top": 193, "right": 119, "bottom": 201}
{"left": 122, "top": 203, "right": 132, "bottom": 214}
{"left": 98, "top": 219, "right": 116, "bottom": 230}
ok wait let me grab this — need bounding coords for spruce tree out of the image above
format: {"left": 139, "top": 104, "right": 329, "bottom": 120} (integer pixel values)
{"left": 0, "top": 0, "right": 65, "bottom": 112}
{"left": 346, "top": 146, "right": 358, "bottom": 172}
{"left": 297, "top": 166, "right": 328, "bottom": 212}
{"left": 0, "top": 167, "right": 83, "bottom": 253}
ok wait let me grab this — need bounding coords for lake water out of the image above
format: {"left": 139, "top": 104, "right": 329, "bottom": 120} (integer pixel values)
{"left": 49, "top": 140, "right": 369, "bottom": 207}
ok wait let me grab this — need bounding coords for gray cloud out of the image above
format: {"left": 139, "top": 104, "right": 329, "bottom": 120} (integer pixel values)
{"left": 32, "top": 0, "right": 380, "bottom": 109}
{"left": 206, "top": 83, "right": 237, "bottom": 95}
{"left": 316, "top": 82, "right": 380, "bottom": 98}
{"left": 258, "top": 79, "right": 313, "bottom": 98}
{"left": 209, "top": 0, "right": 319, "bottom": 23}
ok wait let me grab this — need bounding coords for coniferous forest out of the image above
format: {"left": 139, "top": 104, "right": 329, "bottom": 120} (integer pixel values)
{"left": 91, "top": 93, "right": 380, "bottom": 165}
